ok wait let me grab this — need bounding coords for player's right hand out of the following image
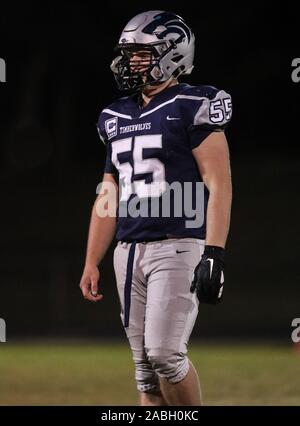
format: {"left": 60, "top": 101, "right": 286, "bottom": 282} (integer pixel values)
{"left": 79, "top": 265, "right": 103, "bottom": 302}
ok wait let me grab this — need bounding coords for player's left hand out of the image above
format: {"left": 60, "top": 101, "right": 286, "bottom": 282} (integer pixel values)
{"left": 190, "top": 245, "right": 225, "bottom": 304}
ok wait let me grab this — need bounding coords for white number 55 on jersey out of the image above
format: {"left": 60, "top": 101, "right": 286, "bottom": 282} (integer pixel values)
{"left": 111, "top": 135, "right": 166, "bottom": 201}
{"left": 209, "top": 97, "right": 232, "bottom": 123}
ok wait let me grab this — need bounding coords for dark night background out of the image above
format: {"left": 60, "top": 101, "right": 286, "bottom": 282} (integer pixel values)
{"left": 0, "top": 1, "right": 299, "bottom": 341}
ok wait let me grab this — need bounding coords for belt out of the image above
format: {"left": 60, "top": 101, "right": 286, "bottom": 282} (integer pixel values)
{"left": 120, "top": 234, "right": 193, "bottom": 244}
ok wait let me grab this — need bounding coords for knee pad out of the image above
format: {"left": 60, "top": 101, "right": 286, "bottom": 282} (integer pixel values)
{"left": 146, "top": 348, "right": 190, "bottom": 384}
{"left": 133, "top": 353, "right": 160, "bottom": 393}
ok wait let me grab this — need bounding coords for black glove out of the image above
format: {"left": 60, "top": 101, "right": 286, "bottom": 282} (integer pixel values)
{"left": 190, "top": 245, "right": 225, "bottom": 304}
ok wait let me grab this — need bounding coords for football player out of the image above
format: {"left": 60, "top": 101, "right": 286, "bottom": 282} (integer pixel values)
{"left": 80, "top": 10, "right": 232, "bottom": 406}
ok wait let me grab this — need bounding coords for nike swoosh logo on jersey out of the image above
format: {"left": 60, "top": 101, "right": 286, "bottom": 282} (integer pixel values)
{"left": 166, "top": 115, "right": 180, "bottom": 120}
{"left": 176, "top": 250, "right": 190, "bottom": 254}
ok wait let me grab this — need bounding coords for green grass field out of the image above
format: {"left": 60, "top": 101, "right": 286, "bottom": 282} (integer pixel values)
{"left": 0, "top": 341, "right": 300, "bottom": 405}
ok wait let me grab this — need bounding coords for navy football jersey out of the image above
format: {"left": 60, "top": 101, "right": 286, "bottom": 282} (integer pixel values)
{"left": 97, "top": 83, "right": 232, "bottom": 242}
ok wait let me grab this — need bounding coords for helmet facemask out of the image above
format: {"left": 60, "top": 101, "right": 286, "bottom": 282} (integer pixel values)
{"left": 111, "top": 41, "right": 176, "bottom": 92}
